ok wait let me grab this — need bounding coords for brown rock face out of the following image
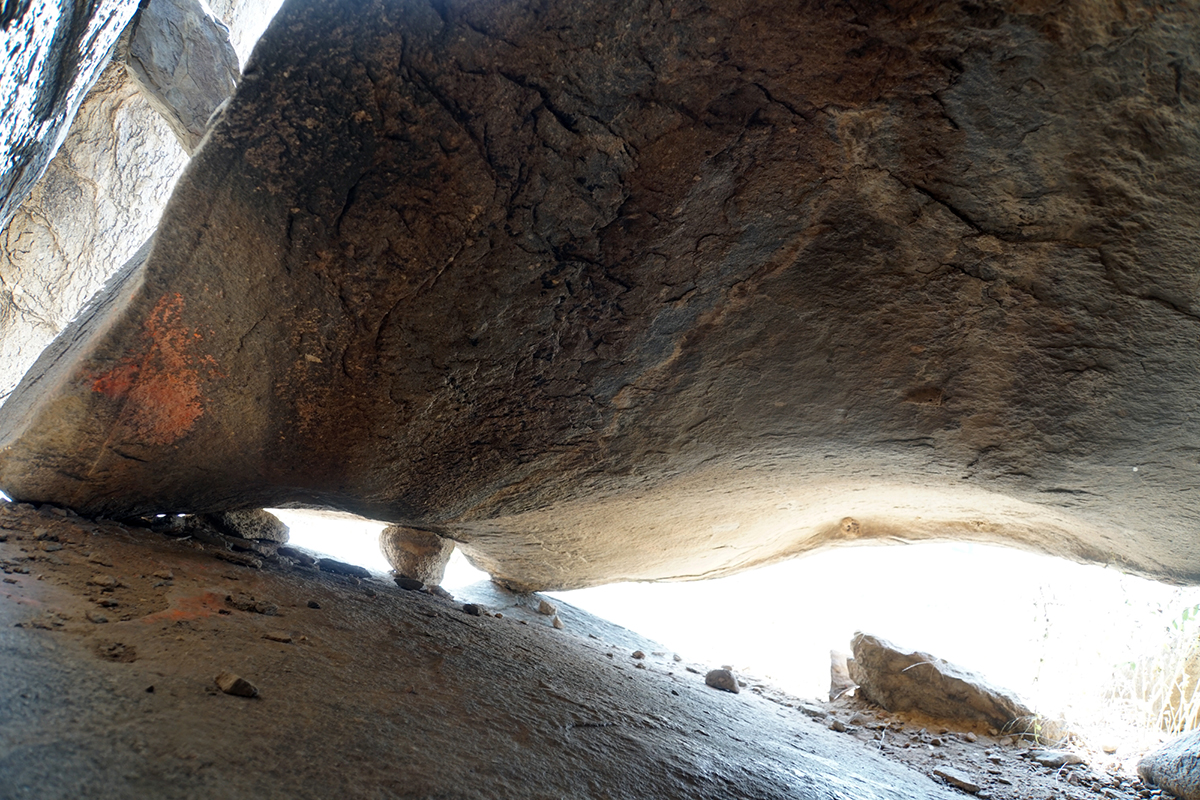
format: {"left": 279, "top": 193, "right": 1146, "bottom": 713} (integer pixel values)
{"left": 848, "top": 632, "right": 1034, "bottom": 733}
{"left": 1, "top": 0, "right": 1199, "bottom": 590}
{"left": 0, "top": 0, "right": 140, "bottom": 230}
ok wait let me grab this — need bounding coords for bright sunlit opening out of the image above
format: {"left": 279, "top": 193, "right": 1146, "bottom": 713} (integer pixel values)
{"left": 267, "top": 507, "right": 1200, "bottom": 755}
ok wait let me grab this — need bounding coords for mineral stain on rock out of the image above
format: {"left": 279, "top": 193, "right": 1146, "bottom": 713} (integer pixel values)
{"left": 86, "top": 292, "right": 219, "bottom": 446}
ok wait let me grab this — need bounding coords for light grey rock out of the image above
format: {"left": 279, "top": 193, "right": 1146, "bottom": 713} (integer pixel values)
{"left": 3, "top": 0, "right": 1200, "bottom": 593}
{"left": 849, "top": 633, "right": 1035, "bottom": 733}
{"left": 932, "top": 767, "right": 981, "bottom": 794}
{"left": 0, "top": 0, "right": 140, "bottom": 231}
{"left": 706, "top": 669, "right": 740, "bottom": 694}
{"left": 379, "top": 526, "right": 454, "bottom": 586}
{"left": 1138, "top": 729, "right": 1200, "bottom": 799}
{"left": 123, "top": 0, "right": 240, "bottom": 154}
{"left": 214, "top": 669, "right": 258, "bottom": 697}
{"left": 1029, "top": 749, "right": 1084, "bottom": 768}
{"left": 830, "top": 650, "right": 855, "bottom": 700}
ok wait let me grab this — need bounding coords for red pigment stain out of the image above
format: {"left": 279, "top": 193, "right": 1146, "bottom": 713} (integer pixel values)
{"left": 87, "top": 293, "right": 221, "bottom": 446}
{"left": 139, "top": 591, "right": 226, "bottom": 624}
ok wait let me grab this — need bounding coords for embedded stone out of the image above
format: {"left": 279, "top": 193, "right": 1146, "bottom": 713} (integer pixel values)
{"left": 379, "top": 526, "right": 453, "bottom": 586}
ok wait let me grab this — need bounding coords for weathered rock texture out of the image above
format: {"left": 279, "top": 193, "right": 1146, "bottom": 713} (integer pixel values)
{"left": 123, "top": 0, "right": 240, "bottom": 154}
{"left": 380, "top": 525, "right": 454, "bottom": 585}
{"left": 849, "top": 632, "right": 1034, "bottom": 733}
{"left": 0, "top": 501, "right": 962, "bottom": 800}
{"left": 0, "top": 0, "right": 140, "bottom": 231}
{"left": 1138, "top": 729, "right": 1200, "bottom": 799}
{"left": 0, "top": 0, "right": 270, "bottom": 401}
{"left": 2, "top": 0, "right": 1200, "bottom": 591}
{"left": 206, "top": 508, "right": 289, "bottom": 542}
{"left": 0, "top": 62, "right": 188, "bottom": 402}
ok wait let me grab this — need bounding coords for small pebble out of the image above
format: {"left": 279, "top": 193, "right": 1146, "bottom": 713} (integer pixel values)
{"left": 632, "top": 650, "right": 645, "bottom": 659}
{"left": 394, "top": 575, "right": 423, "bottom": 591}
{"left": 214, "top": 670, "right": 258, "bottom": 698}
{"left": 88, "top": 575, "right": 118, "bottom": 588}
{"left": 85, "top": 611, "right": 108, "bottom": 624}
{"left": 964, "top": 732, "right": 978, "bottom": 743}
{"left": 153, "top": 570, "right": 174, "bottom": 580}
{"left": 552, "top": 615, "right": 564, "bottom": 629}
{"left": 537, "top": 598, "right": 556, "bottom": 616}
{"left": 462, "top": 603, "right": 483, "bottom": 616}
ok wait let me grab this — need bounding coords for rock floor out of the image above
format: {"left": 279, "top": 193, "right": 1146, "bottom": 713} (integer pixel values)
{"left": 0, "top": 500, "right": 1176, "bottom": 799}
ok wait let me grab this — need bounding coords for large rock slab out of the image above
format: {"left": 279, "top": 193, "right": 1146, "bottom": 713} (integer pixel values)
{"left": 123, "top": 0, "right": 240, "bottom": 154}
{"left": 1138, "top": 729, "right": 1200, "bottom": 799}
{"left": 848, "top": 632, "right": 1035, "bottom": 734}
{"left": 2, "top": 0, "right": 1200, "bottom": 590}
{"left": 0, "top": 0, "right": 141, "bottom": 231}
{"left": 0, "top": 501, "right": 962, "bottom": 800}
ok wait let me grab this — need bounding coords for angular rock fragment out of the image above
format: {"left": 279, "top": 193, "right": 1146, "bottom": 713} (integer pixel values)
{"left": 122, "top": 0, "right": 240, "bottom": 154}
{"left": 932, "top": 768, "right": 980, "bottom": 794}
{"left": 705, "top": 669, "right": 740, "bottom": 694}
{"left": 393, "top": 575, "right": 423, "bottom": 591}
{"left": 205, "top": 510, "right": 289, "bottom": 543}
{"left": 848, "top": 633, "right": 1033, "bottom": 732}
{"left": 317, "top": 558, "right": 370, "bottom": 579}
{"left": 1139, "top": 730, "right": 1200, "bottom": 800}
{"left": 379, "top": 526, "right": 453, "bottom": 586}
{"left": 214, "top": 670, "right": 258, "bottom": 697}
{"left": 0, "top": 0, "right": 140, "bottom": 230}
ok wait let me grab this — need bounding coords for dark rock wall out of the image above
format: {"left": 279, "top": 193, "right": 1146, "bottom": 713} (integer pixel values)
{"left": 1, "top": 0, "right": 1199, "bottom": 589}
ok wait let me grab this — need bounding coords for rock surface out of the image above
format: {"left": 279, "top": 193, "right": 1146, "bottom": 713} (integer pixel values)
{"left": 2, "top": 0, "right": 1200, "bottom": 591}
{"left": 122, "top": 0, "right": 240, "bottom": 154}
{"left": 0, "top": 501, "right": 964, "bottom": 800}
{"left": 0, "top": 62, "right": 188, "bottom": 402}
{"left": 705, "top": 668, "right": 740, "bottom": 694}
{"left": 1138, "top": 729, "right": 1200, "bottom": 799}
{"left": 379, "top": 525, "right": 454, "bottom": 585}
{"left": 0, "top": 0, "right": 140, "bottom": 230}
{"left": 848, "top": 632, "right": 1034, "bottom": 733}
{"left": 205, "top": 509, "right": 289, "bottom": 543}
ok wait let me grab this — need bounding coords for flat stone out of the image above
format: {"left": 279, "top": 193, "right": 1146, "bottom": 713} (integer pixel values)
{"left": 394, "top": 575, "right": 423, "bottom": 591}
{"left": 214, "top": 670, "right": 258, "bottom": 698}
{"left": 205, "top": 510, "right": 289, "bottom": 543}
{"left": 379, "top": 526, "right": 453, "bottom": 586}
{"left": 1139, "top": 730, "right": 1200, "bottom": 799}
{"left": 122, "top": 0, "right": 239, "bottom": 154}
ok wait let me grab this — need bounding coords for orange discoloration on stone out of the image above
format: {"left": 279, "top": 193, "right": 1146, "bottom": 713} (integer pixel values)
{"left": 87, "top": 293, "right": 221, "bottom": 446}
{"left": 139, "top": 591, "right": 226, "bottom": 624}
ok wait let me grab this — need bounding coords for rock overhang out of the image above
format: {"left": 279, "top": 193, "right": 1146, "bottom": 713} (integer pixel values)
{"left": 0, "top": 0, "right": 1199, "bottom": 591}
